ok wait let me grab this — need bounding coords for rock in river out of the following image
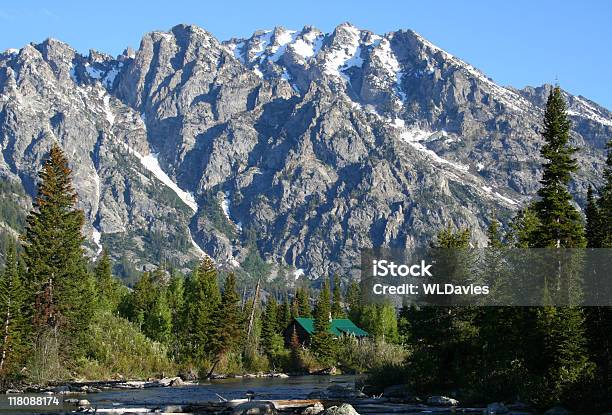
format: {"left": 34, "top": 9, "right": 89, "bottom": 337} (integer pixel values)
{"left": 308, "top": 385, "right": 366, "bottom": 399}
{"left": 321, "top": 403, "right": 359, "bottom": 415}
{"left": 232, "top": 401, "right": 278, "bottom": 415}
{"left": 427, "top": 395, "right": 459, "bottom": 406}
{"left": 301, "top": 402, "right": 325, "bottom": 415}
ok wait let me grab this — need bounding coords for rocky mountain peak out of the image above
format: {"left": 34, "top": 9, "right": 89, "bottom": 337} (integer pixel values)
{"left": 0, "top": 23, "right": 610, "bottom": 281}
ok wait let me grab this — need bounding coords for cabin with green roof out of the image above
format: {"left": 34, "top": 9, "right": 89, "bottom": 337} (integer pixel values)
{"left": 283, "top": 317, "right": 368, "bottom": 346}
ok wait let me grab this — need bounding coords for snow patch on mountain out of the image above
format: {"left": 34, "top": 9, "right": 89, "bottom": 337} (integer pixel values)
{"left": 291, "top": 32, "right": 323, "bottom": 59}
{"left": 102, "top": 94, "right": 115, "bottom": 126}
{"left": 568, "top": 96, "right": 612, "bottom": 127}
{"left": 371, "top": 38, "right": 406, "bottom": 102}
{"left": 481, "top": 185, "right": 518, "bottom": 206}
{"left": 269, "top": 29, "right": 297, "bottom": 61}
{"left": 190, "top": 235, "right": 207, "bottom": 258}
{"left": 121, "top": 144, "right": 197, "bottom": 212}
{"left": 323, "top": 26, "right": 363, "bottom": 81}
{"left": 250, "top": 31, "right": 273, "bottom": 61}
{"left": 92, "top": 229, "right": 103, "bottom": 256}
{"left": 85, "top": 63, "right": 103, "bottom": 79}
{"left": 391, "top": 119, "right": 469, "bottom": 172}
{"left": 220, "top": 192, "right": 242, "bottom": 232}
{"left": 102, "top": 63, "right": 123, "bottom": 89}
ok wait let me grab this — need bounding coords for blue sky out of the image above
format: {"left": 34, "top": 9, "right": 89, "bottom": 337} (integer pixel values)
{"left": 1, "top": 0, "right": 611, "bottom": 109}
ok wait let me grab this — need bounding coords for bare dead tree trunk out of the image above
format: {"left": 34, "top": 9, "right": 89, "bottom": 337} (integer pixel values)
{"left": 0, "top": 275, "right": 13, "bottom": 370}
{"left": 246, "top": 278, "right": 261, "bottom": 340}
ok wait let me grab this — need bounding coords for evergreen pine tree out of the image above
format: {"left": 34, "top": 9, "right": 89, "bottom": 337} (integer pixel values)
{"left": 296, "top": 287, "right": 311, "bottom": 317}
{"left": 128, "top": 272, "right": 155, "bottom": 331}
{"left": 147, "top": 289, "right": 172, "bottom": 345}
{"left": 345, "top": 280, "right": 362, "bottom": 323}
{"left": 276, "top": 295, "right": 291, "bottom": 332}
{"left": 522, "top": 87, "right": 592, "bottom": 406}
{"left": 507, "top": 206, "right": 540, "bottom": 248}
{"left": 597, "top": 140, "right": 612, "bottom": 246}
{"left": 262, "top": 297, "right": 285, "bottom": 361}
{"left": 22, "top": 144, "right": 95, "bottom": 359}
{"left": 289, "top": 326, "right": 303, "bottom": 371}
{"left": 290, "top": 294, "right": 299, "bottom": 319}
{"left": 208, "top": 273, "right": 242, "bottom": 375}
{"left": 487, "top": 220, "right": 504, "bottom": 249}
{"left": 167, "top": 271, "right": 184, "bottom": 358}
{"left": 397, "top": 301, "right": 412, "bottom": 345}
{"left": 311, "top": 278, "right": 336, "bottom": 366}
{"left": 331, "top": 275, "right": 344, "bottom": 318}
{"left": 94, "top": 249, "right": 122, "bottom": 312}
{"left": 0, "top": 246, "right": 29, "bottom": 377}
{"left": 359, "top": 303, "right": 399, "bottom": 343}
{"left": 407, "top": 228, "right": 480, "bottom": 394}
{"left": 533, "top": 87, "right": 585, "bottom": 248}
{"left": 181, "top": 258, "right": 221, "bottom": 361}
{"left": 261, "top": 296, "right": 279, "bottom": 356}
{"left": 585, "top": 186, "right": 602, "bottom": 248}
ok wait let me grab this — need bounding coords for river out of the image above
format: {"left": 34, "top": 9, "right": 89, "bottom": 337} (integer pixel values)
{"left": 81, "top": 375, "right": 359, "bottom": 411}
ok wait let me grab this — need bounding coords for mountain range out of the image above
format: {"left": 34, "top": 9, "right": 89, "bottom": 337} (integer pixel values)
{"left": 0, "top": 22, "right": 610, "bottom": 282}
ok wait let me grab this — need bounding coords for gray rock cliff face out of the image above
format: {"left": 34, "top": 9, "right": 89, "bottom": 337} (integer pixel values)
{"left": 0, "top": 23, "right": 609, "bottom": 280}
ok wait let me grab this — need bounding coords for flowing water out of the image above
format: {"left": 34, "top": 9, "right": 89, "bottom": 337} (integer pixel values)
{"left": 83, "top": 375, "right": 359, "bottom": 411}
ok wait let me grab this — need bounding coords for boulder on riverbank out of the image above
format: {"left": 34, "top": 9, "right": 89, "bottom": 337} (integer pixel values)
{"left": 427, "top": 395, "right": 459, "bottom": 406}
{"left": 321, "top": 403, "right": 359, "bottom": 415}
{"left": 301, "top": 402, "right": 325, "bottom": 415}
{"left": 232, "top": 401, "right": 278, "bottom": 415}
{"left": 307, "top": 385, "right": 366, "bottom": 400}
{"left": 149, "top": 376, "right": 184, "bottom": 387}
{"left": 382, "top": 384, "right": 418, "bottom": 402}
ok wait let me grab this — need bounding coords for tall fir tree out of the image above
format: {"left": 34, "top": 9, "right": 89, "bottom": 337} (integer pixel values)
{"left": 21, "top": 144, "right": 95, "bottom": 358}
{"left": 296, "top": 287, "right": 311, "bottom": 317}
{"left": 407, "top": 228, "right": 480, "bottom": 394}
{"left": 276, "top": 295, "right": 291, "bottom": 332}
{"left": 585, "top": 186, "right": 602, "bottom": 248}
{"left": 208, "top": 273, "right": 242, "bottom": 375}
{"left": 532, "top": 87, "right": 585, "bottom": 248}
{"left": 597, "top": 140, "right": 612, "bottom": 246}
{"left": 127, "top": 271, "right": 155, "bottom": 331}
{"left": 147, "top": 288, "right": 172, "bottom": 345}
{"left": 507, "top": 206, "right": 540, "bottom": 248}
{"left": 290, "top": 294, "right": 300, "bottom": 319}
{"left": 166, "top": 271, "right": 185, "bottom": 358}
{"left": 261, "top": 296, "right": 279, "bottom": 356}
{"left": 94, "top": 249, "right": 122, "bottom": 312}
{"left": 518, "top": 87, "right": 592, "bottom": 407}
{"left": 345, "top": 280, "right": 362, "bottom": 324}
{"left": 486, "top": 220, "right": 504, "bottom": 249}
{"left": 262, "top": 297, "right": 285, "bottom": 361}
{"left": 0, "top": 246, "right": 29, "bottom": 377}
{"left": 311, "top": 278, "right": 336, "bottom": 366}
{"left": 331, "top": 275, "right": 344, "bottom": 318}
{"left": 180, "top": 257, "right": 221, "bottom": 361}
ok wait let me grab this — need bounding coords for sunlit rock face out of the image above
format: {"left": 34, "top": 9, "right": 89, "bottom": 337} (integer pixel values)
{"left": 0, "top": 23, "right": 609, "bottom": 280}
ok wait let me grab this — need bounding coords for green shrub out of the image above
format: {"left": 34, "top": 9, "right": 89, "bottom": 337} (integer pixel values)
{"left": 338, "top": 336, "right": 409, "bottom": 373}
{"left": 81, "top": 311, "right": 175, "bottom": 380}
